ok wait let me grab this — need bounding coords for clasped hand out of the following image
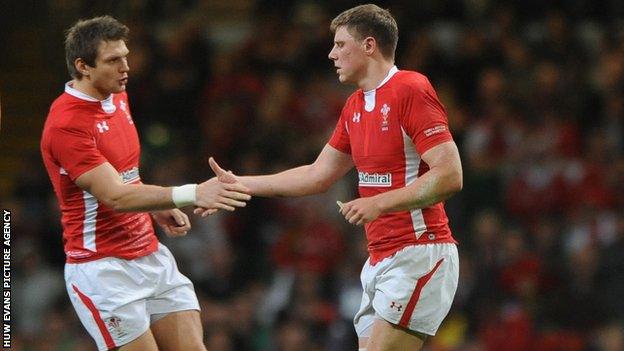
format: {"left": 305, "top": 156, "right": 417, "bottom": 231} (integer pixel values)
{"left": 193, "top": 157, "right": 250, "bottom": 217}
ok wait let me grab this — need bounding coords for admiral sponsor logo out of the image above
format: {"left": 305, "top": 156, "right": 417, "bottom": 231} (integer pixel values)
{"left": 358, "top": 172, "right": 392, "bottom": 187}
{"left": 424, "top": 125, "right": 446, "bottom": 137}
{"left": 352, "top": 112, "right": 361, "bottom": 123}
{"left": 119, "top": 167, "right": 140, "bottom": 184}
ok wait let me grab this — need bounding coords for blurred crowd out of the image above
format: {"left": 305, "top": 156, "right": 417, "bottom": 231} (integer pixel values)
{"left": 6, "top": 1, "right": 624, "bottom": 350}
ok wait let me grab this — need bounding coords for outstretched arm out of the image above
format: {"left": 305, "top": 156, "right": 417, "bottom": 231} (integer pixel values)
{"left": 211, "top": 144, "right": 354, "bottom": 197}
{"left": 75, "top": 162, "right": 251, "bottom": 212}
{"left": 340, "top": 141, "right": 462, "bottom": 225}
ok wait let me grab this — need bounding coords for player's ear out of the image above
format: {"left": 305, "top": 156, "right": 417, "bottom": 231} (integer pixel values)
{"left": 74, "top": 58, "right": 90, "bottom": 77}
{"left": 363, "top": 37, "right": 376, "bottom": 56}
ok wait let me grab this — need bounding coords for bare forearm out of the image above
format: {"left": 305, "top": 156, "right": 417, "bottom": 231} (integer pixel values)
{"left": 106, "top": 184, "right": 175, "bottom": 212}
{"left": 217, "top": 144, "right": 352, "bottom": 198}
{"left": 239, "top": 165, "right": 330, "bottom": 197}
{"left": 376, "top": 168, "right": 462, "bottom": 214}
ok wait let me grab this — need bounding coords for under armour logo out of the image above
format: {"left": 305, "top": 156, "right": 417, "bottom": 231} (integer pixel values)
{"left": 390, "top": 301, "right": 403, "bottom": 312}
{"left": 352, "top": 112, "right": 361, "bottom": 123}
{"left": 96, "top": 121, "right": 110, "bottom": 133}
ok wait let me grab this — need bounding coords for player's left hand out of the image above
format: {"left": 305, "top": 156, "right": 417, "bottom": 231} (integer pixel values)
{"left": 152, "top": 209, "right": 191, "bottom": 237}
{"left": 338, "top": 197, "right": 383, "bottom": 225}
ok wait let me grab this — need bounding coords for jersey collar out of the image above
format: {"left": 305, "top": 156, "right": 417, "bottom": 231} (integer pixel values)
{"left": 65, "top": 81, "right": 116, "bottom": 114}
{"left": 362, "top": 66, "right": 398, "bottom": 112}
{"left": 363, "top": 65, "right": 398, "bottom": 94}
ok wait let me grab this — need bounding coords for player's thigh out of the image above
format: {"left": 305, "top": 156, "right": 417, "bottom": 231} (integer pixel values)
{"left": 116, "top": 329, "right": 159, "bottom": 351}
{"left": 146, "top": 243, "right": 200, "bottom": 317}
{"left": 65, "top": 260, "right": 154, "bottom": 351}
{"left": 151, "top": 310, "right": 206, "bottom": 351}
{"left": 365, "top": 318, "right": 425, "bottom": 351}
{"left": 359, "top": 336, "right": 369, "bottom": 350}
{"left": 373, "top": 244, "right": 459, "bottom": 336}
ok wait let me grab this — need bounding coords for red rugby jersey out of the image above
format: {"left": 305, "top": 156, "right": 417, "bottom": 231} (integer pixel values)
{"left": 329, "top": 67, "right": 458, "bottom": 264}
{"left": 41, "top": 83, "right": 157, "bottom": 263}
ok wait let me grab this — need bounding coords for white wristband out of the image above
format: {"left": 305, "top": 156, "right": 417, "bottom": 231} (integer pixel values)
{"left": 171, "top": 184, "right": 197, "bottom": 208}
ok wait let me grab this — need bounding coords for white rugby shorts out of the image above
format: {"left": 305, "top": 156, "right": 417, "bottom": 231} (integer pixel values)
{"left": 354, "top": 243, "right": 459, "bottom": 337}
{"left": 65, "top": 243, "right": 200, "bottom": 351}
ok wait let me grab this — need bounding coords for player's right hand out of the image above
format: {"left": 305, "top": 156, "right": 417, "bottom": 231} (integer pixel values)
{"left": 209, "top": 157, "right": 237, "bottom": 184}
{"left": 194, "top": 177, "right": 251, "bottom": 212}
{"left": 193, "top": 157, "right": 243, "bottom": 217}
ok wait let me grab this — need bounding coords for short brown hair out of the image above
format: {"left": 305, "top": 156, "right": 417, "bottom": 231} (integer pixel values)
{"left": 65, "top": 16, "right": 129, "bottom": 79}
{"left": 330, "top": 4, "right": 398, "bottom": 60}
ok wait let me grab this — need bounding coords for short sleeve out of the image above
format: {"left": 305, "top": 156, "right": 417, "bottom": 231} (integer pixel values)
{"left": 48, "top": 125, "right": 108, "bottom": 181}
{"left": 327, "top": 105, "right": 352, "bottom": 154}
{"left": 401, "top": 78, "right": 453, "bottom": 155}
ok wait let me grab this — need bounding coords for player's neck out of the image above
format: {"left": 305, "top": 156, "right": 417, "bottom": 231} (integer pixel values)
{"left": 358, "top": 60, "right": 395, "bottom": 91}
{"left": 71, "top": 79, "right": 110, "bottom": 101}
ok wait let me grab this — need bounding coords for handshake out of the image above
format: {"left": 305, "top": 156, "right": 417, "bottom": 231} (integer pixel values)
{"left": 189, "top": 157, "right": 250, "bottom": 217}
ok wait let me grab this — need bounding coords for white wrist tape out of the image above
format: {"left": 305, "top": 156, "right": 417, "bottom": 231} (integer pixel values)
{"left": 171, "top": 184, "right": 197, "bottom": 208}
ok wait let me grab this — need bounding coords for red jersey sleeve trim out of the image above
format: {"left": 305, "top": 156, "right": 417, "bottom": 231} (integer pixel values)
{"left": 416, "top": 132, "right": 454, "bottom": 155}
{"left": 327, "top": 141, "right": 351, "bottom": 155}
{"left": 328, "top": 101, "right": 353, "bottom": 154}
